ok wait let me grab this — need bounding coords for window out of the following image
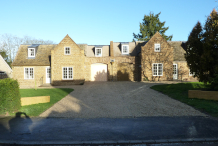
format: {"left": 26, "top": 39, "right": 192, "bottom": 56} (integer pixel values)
{"left": 65, "top": 47, "right": 70, "bottom": 55}
{"left": 95, "top": 48, "right": 102, "bottom": 57}
{"left": 122, "top": 45, "right": 129, "bottom": 54}
{"left": 63, "top": 67, "right": 73, "bottom": 80}
{"left": 24, "top": 68, "right": 34, "bottom": 79}
{"left": 153, "top": 63, "right": 163, "bottom": 76}
{"left": 0, "top": 71, "right": 5, "bottom": 74}
{"left": 28, "top": 48, "right": 35, "bottom": 57}
{"left": 154, "top": 44, "right": 161, "bottom": 52}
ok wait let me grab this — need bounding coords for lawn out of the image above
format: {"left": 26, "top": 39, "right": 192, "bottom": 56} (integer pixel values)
{"left": 151, "top": 82, "right": 218, "bottom": 117}
{"left": 16, "top": 88, "right": 74, "bottom": 116}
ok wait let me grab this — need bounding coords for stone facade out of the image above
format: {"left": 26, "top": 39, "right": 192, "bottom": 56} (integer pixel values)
{"left": 51, "top": 35, "right": 85, "bottom": 86}
{"left": 13, "top": 66, "right": 49, "bottom": 88}
{"left": 174, "top": 61, "right": 198, "bottom": 81}
{"left": 141, "top": 32, "right": 174, "bottom": 81}
{"left": 12, "top": 32, "right": 197, "bottom": 88}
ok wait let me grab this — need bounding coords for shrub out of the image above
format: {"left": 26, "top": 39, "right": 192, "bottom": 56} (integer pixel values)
{"left": 0, "top": 78, "right": 21, "bottom": 114}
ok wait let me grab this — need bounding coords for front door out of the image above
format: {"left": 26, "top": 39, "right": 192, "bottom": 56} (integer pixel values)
{"left": 173, "top": 64, "right": 177, "bottom": 80}
{"left": 46, "top": 67, "right": 51, "bottom": 83}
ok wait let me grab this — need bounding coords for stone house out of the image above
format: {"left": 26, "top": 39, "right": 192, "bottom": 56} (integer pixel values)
{"left": 0, "top": 54, "right": 12, "bottom": 79}
{"left": 12, "top": 32, "right": 196, "bottom": 88}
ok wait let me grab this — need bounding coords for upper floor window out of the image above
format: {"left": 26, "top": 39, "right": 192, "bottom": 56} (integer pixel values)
{"left": 122, "top": 45, "right": 129, "bottom": 54}
{"left": 28, "top": 48, "right": 35, "bottom": 57}
{"left": 154, "top": 44, "right": 161, "bottom": 52}
{"left": 65, "top": 47, "right": 70, "bottom": 55}
{"left": 95, "top": 48, "right": 102, "bottom": 57}
{"left": 153, "top": 63, "right": 163, "bottom": 76}
{"left": 24, "top": 67, "right": 34, "bottom": 79}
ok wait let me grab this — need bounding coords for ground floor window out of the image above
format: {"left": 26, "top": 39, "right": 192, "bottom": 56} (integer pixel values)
{"left": 152, "top": 63, "right": 163, "bottom": 76}
{"left": 63, "top": 67, "right": 73, "bottom": 80}
{"left": 24, "top": 68, "right": 34, "bottom": 79}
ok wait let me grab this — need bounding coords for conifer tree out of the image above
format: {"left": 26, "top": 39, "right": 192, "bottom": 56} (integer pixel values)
{"left": 186, "top": 9, "right": 218, "bottom": 88}
{"left": 133, "top": 12, "right": 173, "bottom": 41}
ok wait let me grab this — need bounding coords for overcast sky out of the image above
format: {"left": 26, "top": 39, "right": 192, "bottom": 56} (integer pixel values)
{"left": 0, "top": 0, "right": 217, "bottom": 45}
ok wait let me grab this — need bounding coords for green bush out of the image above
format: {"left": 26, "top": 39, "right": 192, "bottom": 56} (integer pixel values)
{"left": 0, "top": 78, "right": 21, "bottom": 114}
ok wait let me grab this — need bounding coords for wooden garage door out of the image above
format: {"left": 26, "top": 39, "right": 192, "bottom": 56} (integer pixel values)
{"left": 91, "top": 63, "right": 107, "bottom": 81}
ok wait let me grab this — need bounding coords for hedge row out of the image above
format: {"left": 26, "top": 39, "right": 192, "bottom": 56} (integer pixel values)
{"left": 0, "top": 78, "right": 21, "bottom": 114}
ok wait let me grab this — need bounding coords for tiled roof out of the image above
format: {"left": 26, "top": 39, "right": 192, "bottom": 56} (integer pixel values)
{"left": 12, "top": 44, "right": 56, "bottom": 66}
{"left": 168, "top": 41, "right": 187, "bottom": 61}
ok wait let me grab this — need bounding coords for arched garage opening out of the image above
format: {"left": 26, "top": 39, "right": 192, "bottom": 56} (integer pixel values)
{"left": 91, "top": 63, "right": 107, "bottom": 81}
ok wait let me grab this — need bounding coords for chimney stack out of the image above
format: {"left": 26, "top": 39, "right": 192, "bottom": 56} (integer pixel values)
{"left": 110, "top": 41, "right": 114, "bottom": 57}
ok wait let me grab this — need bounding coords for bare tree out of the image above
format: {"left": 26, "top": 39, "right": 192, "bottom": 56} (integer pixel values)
{"left": 0, "top": 34, "right": 55, "bottom": 62}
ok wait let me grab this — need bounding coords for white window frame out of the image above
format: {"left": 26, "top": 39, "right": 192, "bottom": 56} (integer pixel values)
{"left": 95, "top": 48, "right": 102, "bottom": 57}
{"left": 62, "top": 67, "right": 73, "bottom": 80}
{"left": 154, "top": 43, "right": 161, "bottom": 52}
{"left": 152, "top": 63, "right": 163, "bottom": 76}
{"left": 122, "top": 45, "right": 129, "bottom": 54}
{"left": 28, "top": 48, "right": 35, "bottom": 57}
{"left": 173, "top": 64, "right": 178, "bottom": 79}
{"left": 64, "top": 47, "right": 71, "bottom": 55}
{"left": 189, "top": 69, "right": 195, "bottom": 76}
{"left": 24, "top": 67, "right": 34, "bottom": 79}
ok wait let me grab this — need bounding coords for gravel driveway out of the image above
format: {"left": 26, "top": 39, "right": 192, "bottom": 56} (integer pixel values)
{"left": 39, "top": 82, "right": 206, "bottom": 118}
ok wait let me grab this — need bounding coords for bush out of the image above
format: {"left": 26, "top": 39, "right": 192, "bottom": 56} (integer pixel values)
{"left": 210, "top": 74, "right": 218, "bottom": 91}
{"left": 0, "top": 78, "right": 21, "bottom": 114}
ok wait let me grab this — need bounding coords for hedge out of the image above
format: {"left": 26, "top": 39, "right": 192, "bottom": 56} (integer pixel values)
{"left": 0, "top": 78, "right": 21, "bottom": 115}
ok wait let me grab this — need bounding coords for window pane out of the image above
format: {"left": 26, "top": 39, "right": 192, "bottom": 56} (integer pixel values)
{"left": 96, "top": 48, "right": 101, "bottom": 56}
{"left": 31, "top": 49, "right": 34, "bottom": 56}
{"left": 63, "top": 67, "right": 67, "bottom": 79}
{"left": 153, "top": 64, "right": 157, "bottom": 75}
{"left": 122, "top": 46, "right": 128, "bottom": 53}
{"left": 29, "top": 68, "right": 34, "bottom": 79}
{"left": 65, "top": 47, "right": 70, "bottom": 54}
{"left": 155, "top": 44, "right": 160, "bottom": 51}
{"left": 68, "top": 68, "right": 73, "bottom": 79}
{"left": 158, "top": 64, "right": 162, "bottom": 76}
{"left": 25, "top": 68, "right": 29, "bottom": 79}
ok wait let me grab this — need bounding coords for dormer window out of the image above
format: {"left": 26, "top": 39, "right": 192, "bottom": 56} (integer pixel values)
{"left": 122, "top": 45, "right": 129, "bottom": 54}
{"left": 28, "top": 48, "right": 35, "bottom": 57}
{"left": 155, "top": 44, "right": 160, "bottom": 52}
{"left": 95, "top": 48, "right": 102, "bottom": 57}
{"left": 65, "top": 47, "right": 70, "bottom": 55}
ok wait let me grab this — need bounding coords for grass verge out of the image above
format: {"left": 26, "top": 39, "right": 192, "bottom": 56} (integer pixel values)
{"left": 15, "top": 88, "right": 74, "bottom": 116}
{"left": 150, "top": 82, "right": 218, "bottom": 117}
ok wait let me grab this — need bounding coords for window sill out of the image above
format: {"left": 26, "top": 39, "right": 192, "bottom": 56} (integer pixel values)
{"left": 62, "top": 79, "right": 74, "bottom": 81}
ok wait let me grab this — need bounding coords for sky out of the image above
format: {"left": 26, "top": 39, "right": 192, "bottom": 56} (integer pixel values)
{"left": 0, "top": 0, "right": 217, "bottom": 45}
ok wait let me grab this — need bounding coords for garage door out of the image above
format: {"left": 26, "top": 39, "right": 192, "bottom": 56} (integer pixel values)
{"left": 91, "top": 63, "right": 107, "bottom": 81}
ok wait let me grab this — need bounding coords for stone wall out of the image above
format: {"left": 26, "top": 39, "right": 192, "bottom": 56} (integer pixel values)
{"left": 141, "top": 32, "right": 174, "bottom": 81}
{"left": 84, "top": 56, "right": 138, "bottom": 81}
{"left": 51, "top": 35, "right": 85, "bottom": 86}
{"left": 12, "top": 66, "right": 48, "bottom": 88}
{"left": 174, "top": 61, "right": 198, "bottom": 81}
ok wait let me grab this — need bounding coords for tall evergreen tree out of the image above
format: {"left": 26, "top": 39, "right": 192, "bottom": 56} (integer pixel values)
{"left": 133, "top": 12, "right": 173, "bottom": 41}
{"left": 185, "top": 22, "right": 204, "bottom": 81}
{"left": 186, "top": 9, "right": 218, "bottom": 88}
